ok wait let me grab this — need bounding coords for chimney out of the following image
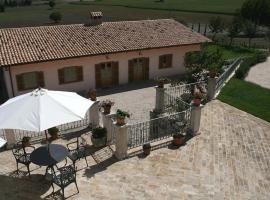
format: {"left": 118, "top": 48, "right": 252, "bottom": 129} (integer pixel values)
{"left": 88, "top": 11, "right": 103, "bottom": 26}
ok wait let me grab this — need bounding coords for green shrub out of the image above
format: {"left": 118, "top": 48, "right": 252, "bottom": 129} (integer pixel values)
{"left": 92, "top": 127, "right": 107, "bottom": 139}
{"left": 235, "top": 52, "right": 268, "bottom": 79}
{"left": 49, "top": 11, "right": 62, "bottom": 23}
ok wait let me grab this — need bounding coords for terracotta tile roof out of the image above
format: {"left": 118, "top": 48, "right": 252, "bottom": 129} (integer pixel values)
{"left": 0, "top": 19, "right": 211, "bottom": 67}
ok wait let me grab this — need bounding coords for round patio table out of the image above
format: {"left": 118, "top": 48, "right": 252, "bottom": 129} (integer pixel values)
{"left": 30, "top": 144, "right": 69, "bottom": 177}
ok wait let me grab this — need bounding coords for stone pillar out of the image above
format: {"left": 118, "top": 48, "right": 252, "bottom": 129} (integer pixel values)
{"left": 207, "top": 77, "right": 217, "bottom": 100}
{"left": 89, "top": 100, "right": 100, "bottom": 128}
{"left": 190, "top": 105, "right": 203, "bottom": 135}
{"left": 5, "top": 129, "right": 16, "bottom": 149}
{"left": 154, "top": 86, "right": 166, "bottom": 113}
{"left": 114, "top": 124, "right": 128, "bottom": 160}
{"left": 101, "top": 112, "right": 116, "bottom": 144}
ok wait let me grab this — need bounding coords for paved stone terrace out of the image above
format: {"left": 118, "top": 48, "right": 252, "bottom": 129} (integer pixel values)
{"left": 0, "top": 100, "right": 270, "bottom": 200}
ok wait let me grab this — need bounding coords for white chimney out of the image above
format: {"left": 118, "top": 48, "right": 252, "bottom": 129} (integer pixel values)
{"left": 89, "top": 11, "right": 103, "bottom": 26}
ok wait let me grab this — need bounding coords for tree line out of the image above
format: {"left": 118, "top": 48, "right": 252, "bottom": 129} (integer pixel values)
{"left": 207, "top": 0, "right": 270, "bottom": 47}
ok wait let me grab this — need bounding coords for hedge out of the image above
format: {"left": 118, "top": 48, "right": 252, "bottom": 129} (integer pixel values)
{"left": 235, "top": 51, "right": 269, "bottom": 79}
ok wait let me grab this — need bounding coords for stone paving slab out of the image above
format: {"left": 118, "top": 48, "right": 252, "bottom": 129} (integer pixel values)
{"left": 0, "top": 100, "right": 270, "bottom": 200}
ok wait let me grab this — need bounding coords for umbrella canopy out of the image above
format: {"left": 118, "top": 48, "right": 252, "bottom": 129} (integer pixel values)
{"left": 0, "top": 88, "right": 94, "bottom": 132}
{"left": 0, "top": 137, "right": 7, "bottom": 148}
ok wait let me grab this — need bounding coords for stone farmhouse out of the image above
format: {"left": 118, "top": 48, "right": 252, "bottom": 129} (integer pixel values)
{"left": 0, "top": 12, "right": 210, "bottom": 100}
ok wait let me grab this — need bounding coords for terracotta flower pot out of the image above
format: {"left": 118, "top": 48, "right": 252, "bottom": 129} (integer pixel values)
{"left": 173, "top": 135, "right": 185, "bottom": 146}
{"left": 90, "top": 94, "right": 97, "bottom": 101}
{"left": 22, "top": 141, "right": 30, "bottom": 147}
{"left": 143, "top": 148, "right": 151, "bottom": 156}
{"left": 143, "top": 144, "right": 151, "bottom": 156}
{"left": 116, "top": 116, "right": 125, "bottom": 126}
{"left": 192, "top": 99, "right": 201, "bottom": 106}
{"left": 104, "top": 105, "right": 111, "bottom": 115}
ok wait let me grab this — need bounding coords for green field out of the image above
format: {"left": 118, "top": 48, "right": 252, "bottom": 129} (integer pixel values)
{"left": 218, "top": 79, "right": 270, "bottom": 122}
{"left": 76, "top": 0, "right": 245, "bottom": 14}
{"left": 0, "top": 0, "right": 238, "bottom": 28}
{"left": 206, "top": 44, "right": 257, "bottom": 60}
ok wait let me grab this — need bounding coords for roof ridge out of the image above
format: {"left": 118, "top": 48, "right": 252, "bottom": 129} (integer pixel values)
{"left": 0, "top": 18, "right": 176, "bottom": 30}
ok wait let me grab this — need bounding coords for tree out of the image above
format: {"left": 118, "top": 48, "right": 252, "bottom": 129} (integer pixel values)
{"left": 49, "top": 11, "right": 62, "bottom": 23}
{"left": 228, "top": 16, "right": 243, "bottom": 45}
{"left": 209, "top": 16, "right": 225, "bottom": 41}
{"left": 241, "top": 0, "right": 270, "bottom": 27}
{"left": 0, "top": 3, "right": 5, "bottom": 12}
{"left": 49, "top": 0, "right": 55, "bottom": 9}
{"left": 243, "top": 20, "right": 257, "bottom": 47}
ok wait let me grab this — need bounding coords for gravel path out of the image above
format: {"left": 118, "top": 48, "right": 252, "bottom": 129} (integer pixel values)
{"left": 245, "top": 56, "right": 270, "bottom": 89}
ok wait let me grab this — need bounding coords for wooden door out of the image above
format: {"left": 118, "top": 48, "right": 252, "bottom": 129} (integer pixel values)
{"left": 128, "top": 57, "right": 149, "bottom": 83}
{"left": 95, "top": 62, "right": 119, "bottom": 88}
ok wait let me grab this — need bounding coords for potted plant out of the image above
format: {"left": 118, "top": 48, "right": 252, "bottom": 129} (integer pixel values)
{"left": 192, "top": 91, "right": 203, "bottom": 106}
{"left": 100, "top": 99, "right": 115, "bottom": 115}
{"left": 22, "top": 136, "right": 31, "bottom": 147}
{"left": 48, "top": 127, "right": 59, "bottom": 140}
{"left": 156, "top": 77, "right": 168, "bottom": 88}
{"left": 89, "top": 89, "right": 97, "bottom": 101}
{"left": 116, "top": 109, "right": 130, "bottom": 126}
{"left": 172, "top": 133, "right": 185, "bottom": 146}
{"left": 142, "top": 143, "right": 151, "bottom": 156}
{"left": 91, "top": 126, "right": 107, "bottom": 147}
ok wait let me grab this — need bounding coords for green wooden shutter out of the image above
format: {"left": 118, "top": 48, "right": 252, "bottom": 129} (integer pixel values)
{"left": 159, "top": 55, "right": 163, "bottom": 69}
{"left": 95, "top": 64, "right": 102, "bottom": 88}
{"left": 128, "top": 59, "right": 134, "bottom": 83}
{"left": 58, "top": 68, "right": 65, "bottom": 84}
{"left": 16, "top": 74, "right": 24, "bottom": 91}
{"left": 112, "top": 62, "right": 119, "bottom": 86}
{"left": 167, "top": 54, "right": 173, "bottom": 68}
{"left": 76, "top": 66, "right": 83, "bottom": 81}
{"left": 143, "top": 57, "right": 149, "bottom": 80}
{"left": 37, "top": 71, "right": 45, "bottom": 87}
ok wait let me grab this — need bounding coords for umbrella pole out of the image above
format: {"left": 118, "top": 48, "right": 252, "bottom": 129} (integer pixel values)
{"left": 45, "top": 130, "right": 48, "bottom": 141}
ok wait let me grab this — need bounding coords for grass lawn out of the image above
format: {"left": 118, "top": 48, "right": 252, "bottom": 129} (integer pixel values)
{"left": 0, "top": 1, "right": 235, "bottom": 28}
{"left": 218, "top": 78, "right": 270, "bottom": 122}
{"left": 206, "top": 44, "right": 257, "bottom": 60}
{"left": 76, "top": 0, "right": 245, "bottom": 14}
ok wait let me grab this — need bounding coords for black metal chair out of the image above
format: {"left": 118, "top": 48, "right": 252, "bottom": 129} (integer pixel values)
{"left": 66, "top": 137, "right": 88, "bottom": 168}
{"left": 51, "top": 165, "right": 79, "bottom": 199}
{"left": 12, "top": 143, "right": 35, "bottom": 176}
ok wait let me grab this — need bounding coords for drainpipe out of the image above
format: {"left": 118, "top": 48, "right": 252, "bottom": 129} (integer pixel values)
{"left": 8, "top": 66, "right": 15, "bottom": 97}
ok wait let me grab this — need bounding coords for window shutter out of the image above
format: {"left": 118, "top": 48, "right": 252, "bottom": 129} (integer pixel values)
{"left": 143, "top": 57, "right": 149, "bottom": 80}
{"left": 58, "top": 68, "right": 65, "bottom": 84}
{"left": 167, "top": 54, "right": 173, "bottom": 68}
{"left": 95, "top": 64, "right": 102, "bottom": 88}
{"left": 16, "top": 74, "right": 24, "bottom": 91}
{"left": 37, "top": 71, "right": 45, "bottom": 87}
{"left": 112, "top": 62, "right": 119, "bottom": 86}
{"left": 76, "top": 66, "right": 83, "bottom": 81}
{"left": 128, "top": 59, "right": 134, "bottom": 82}
{"left": 159, "top": 55, "right": 163, "bottom": 69}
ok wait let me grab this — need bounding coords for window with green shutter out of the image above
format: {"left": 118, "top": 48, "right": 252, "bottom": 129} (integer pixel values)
{"left": 16, "top": 71, "right": 44, "bottom": 91}
{"left": 159, "top": 54, "right": 173, "bottom": 69}
{"left": 58, "top": 66, "right": 83, "bottom": 84}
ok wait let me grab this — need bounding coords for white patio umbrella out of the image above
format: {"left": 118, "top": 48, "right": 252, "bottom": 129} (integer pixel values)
{"left": 0, "top": 137, "right": 7, "bottom": 148}
{"left": 0, "top": 88, "right": 94, "bottom": 138}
